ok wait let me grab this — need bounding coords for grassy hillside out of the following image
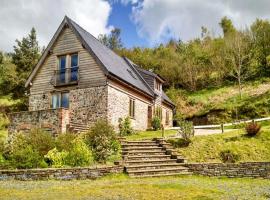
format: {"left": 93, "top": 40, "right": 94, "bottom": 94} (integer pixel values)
{"left": 167, "top": 78, "right": 270, "bottom": 124}
{"left": 175, "top": 126, "right": 270, "bottom": 163}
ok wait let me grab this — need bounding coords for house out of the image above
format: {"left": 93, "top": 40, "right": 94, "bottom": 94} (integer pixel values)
{"left": 8, "top": 16, "right": 175, "bottom": 135}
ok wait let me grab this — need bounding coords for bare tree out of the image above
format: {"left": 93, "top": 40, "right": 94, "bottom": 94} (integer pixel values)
{"left": 224, "top": 31, "right": 253, "bottom": 99}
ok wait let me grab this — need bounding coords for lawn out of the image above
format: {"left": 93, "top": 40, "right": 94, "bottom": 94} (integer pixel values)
{"left": 0, "top": 174, "right": 269, "bottom": 200}
{"left": 175, "top": 128, "right": 270, "bottom": 163}
{"left": 126, "top": 129, "right": 177, "bottom": 140}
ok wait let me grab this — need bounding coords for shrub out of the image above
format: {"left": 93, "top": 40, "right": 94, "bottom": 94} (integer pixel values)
{"left": 219, "top": 149, "right": 240, "bottom": 163}
{"left": 177, "top": 120, "right": 194, "bottom": 145}
{"left": 65, "top": 138, "right": 93, "bottom": 167}
{"left": 167, "top": 138, "right": 191, "bottom": 148}
{"left": 0, "top": 114, "right": 9, "bottom": 130}
{"left": 55, "top": 132, "right": 77, "bottom": 151}
{"left": 45, "top": 148, "right": 68, "bottom": 168}
{"left": 118, "top": 117, "right": 135, "bottom": 136}
{"left": 245, "top": 122, "right": 261, "bottom": 137}
{"left": 85, "top": 120, "right": 120, "bottom": 163}
{"left": 152, "top": 116, "right": 161, "bottom": 131}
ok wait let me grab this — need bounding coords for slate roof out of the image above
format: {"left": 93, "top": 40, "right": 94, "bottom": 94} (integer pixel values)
{"left": 67, "top": 17, "right": 154, "bottom": 97}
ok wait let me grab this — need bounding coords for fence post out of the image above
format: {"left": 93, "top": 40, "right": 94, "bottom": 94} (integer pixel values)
{"left": 221, "top": 123, "right": 224, "bottom": 133}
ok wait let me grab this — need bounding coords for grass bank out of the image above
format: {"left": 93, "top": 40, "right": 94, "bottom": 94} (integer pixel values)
{"left": 0, "top": 174, "right": 269, "bottom": 200}
{"left": 126, "top": 129, "right": 177, "bottom": 140}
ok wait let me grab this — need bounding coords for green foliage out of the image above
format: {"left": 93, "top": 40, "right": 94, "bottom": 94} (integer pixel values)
{"left": 0, "top": 114, "right": 9, "bottom": 130}
{"left": 55, "top": 132, "right": 77, "bottom": 151}
{"left": 245, "top": 122, "right": 261, "bottom": 137}
{"left": 167, "top": 138, "right": 191, "bottom": 148}
{"left": 219, "top": 16, "right": 236, "bottom": 37}
{"left": 177, "top": 120, "right": 194, "bottom": 144}
{"left": 98, "top": 28, "right": 123, "bottom": 50}
{"left": 85, "top": 120, "right": 120, "bottom": 163}
{"left": 151, "top": 116, "right": 161, "bottom": 131}
{"left": 45, "top": 148, "right": 68, "bottom": 168}
{"left": 118, "top": 117, "right": 135, "bottom": 136}
{"left": 219, "top": 149, "right": 240, "bottom": 163}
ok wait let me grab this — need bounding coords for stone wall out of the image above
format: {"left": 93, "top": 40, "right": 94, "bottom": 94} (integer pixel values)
{"left": 69, "top": 86, "right": 108, "bottom": 127}
{"left": 0, "top": 165, "right": 123, "bottom": 181}
{"left": 161, "top": 104, "right": 173, "bottom": 128}
{"left": 8, "top": 108, "right": 69, "bottom": 135}
{"left": 185, "top": 162, "right": 270, "bottom": 178}
{"left": 107, "top": 84, "right": 150, "bottom": 130}
{"left": 29, "top": 93, "right": 51, "bottom": 111}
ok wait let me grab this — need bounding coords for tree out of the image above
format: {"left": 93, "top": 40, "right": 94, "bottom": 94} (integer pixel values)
{"left": 224, "top": 31, "right": 253, "bottom": 99}
{"left": 219, "top": 16, "right": 236, "bottom": 37}
{"left": 11, "top": 27, "right": 41, "bottom": 98}
{"left": 98, "top": 28, "right": 123, "bottom": 50}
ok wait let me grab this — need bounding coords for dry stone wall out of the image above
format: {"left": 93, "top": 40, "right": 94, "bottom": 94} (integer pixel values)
{"left": 0, "top": 166, "right": 123, "bottom": 181}
{"left": 185, "top": 162, "right": 270, "bottom": 178}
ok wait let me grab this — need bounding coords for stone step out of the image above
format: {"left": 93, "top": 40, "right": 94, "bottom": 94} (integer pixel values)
{"left": 122, "top": 144, "right": 159, "bottom": 148}
{"left": 124, "top": 141, "right": 157, "bottom": 145}
{"left": 125, "top": 154, "right": 172, "bottom": 161}
{"left": 122, "top": 151, "right": 166, "bottom": 156}
{"left": 128, "top": 167, "right": 191, "bottom": 177}
{"left": 126, "top": 163, "right": 185, "bottom": 171}
{"left": 122, "top": 147, "right": 162, "bottom": 151}
{"left": 125, "top": 159, "right": 178, "bottom": 166}
{"left": 130, "top": 172, "right": 192, "bottom": 178}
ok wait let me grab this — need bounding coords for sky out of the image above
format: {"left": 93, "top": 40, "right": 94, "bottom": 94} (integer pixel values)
{"left": 1, "top": 0, "right": 270, "bottom": 52}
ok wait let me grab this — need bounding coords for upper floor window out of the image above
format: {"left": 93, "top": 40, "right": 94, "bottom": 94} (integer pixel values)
{"left": 155, "top": 80, "right": 161, "bottom": 91}
{"left": 52, "top": 92, "right": 69, "bottom": 109}
{"left": 129, "top": 98, "right": 135, "bottom": 118}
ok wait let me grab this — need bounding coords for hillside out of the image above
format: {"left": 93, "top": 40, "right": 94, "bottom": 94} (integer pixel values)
{"left": 167, "top": 78, "right": 270, "bottom": 125}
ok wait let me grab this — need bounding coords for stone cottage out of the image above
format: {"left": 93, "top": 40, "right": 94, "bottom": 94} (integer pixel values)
{"left": 8, "top": 16, "right": 174, "bottom": 135}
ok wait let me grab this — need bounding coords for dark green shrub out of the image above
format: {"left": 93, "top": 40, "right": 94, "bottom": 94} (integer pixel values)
{"left": 118, "top": 117, "right": 135, "bottom": 136}
{"left": 177, "top": 120, "right": 194, "bottom": 146}
{"left": 55, "top": 132, "right": 77, "bottom": 151}
{"left": 219, "top": 149, "right": 240, "bottom": 163}
{"left": 152, "top": 116, "right": 161, "bottom": 131}
{"left": 167, "top": 138, "right": 191, "bottom": 148}
{"left": 85, "top": 120, "right": 120, "bottom": 163}
{"left": 245, "top": 122, "right": 261, "bottom": 137}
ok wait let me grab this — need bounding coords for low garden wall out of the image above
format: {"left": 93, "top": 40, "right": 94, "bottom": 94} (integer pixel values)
{"left": 0, "top": 165, "right": 123, "bottom": 181}
{"left": 185, "top": 162, "right": 270, "bottom": 179}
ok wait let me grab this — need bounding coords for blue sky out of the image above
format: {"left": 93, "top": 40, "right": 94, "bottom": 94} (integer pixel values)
{"left": 108, "top": 2, "right": 148, "bottom": 48}
{"left": 1, "top": 0, "right": 270, "bottom": 51}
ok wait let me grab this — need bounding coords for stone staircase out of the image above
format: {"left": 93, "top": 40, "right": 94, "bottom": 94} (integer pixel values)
{"left": 68, "top": 122, "right": 89, "bottom": 133}
{"left": 121, "top": 139, "right": 191, "bottom": 177}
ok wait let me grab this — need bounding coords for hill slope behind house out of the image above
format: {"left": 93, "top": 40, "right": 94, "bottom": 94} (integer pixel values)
{"left": 167, "top": 78, "right": 270, "bottom": 124}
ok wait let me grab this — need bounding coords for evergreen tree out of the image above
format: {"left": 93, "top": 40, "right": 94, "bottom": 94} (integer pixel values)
{"left": 219, "top": 16, "right": 236, "bottom": 37}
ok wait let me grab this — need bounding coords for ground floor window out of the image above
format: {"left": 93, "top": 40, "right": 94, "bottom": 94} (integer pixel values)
{"left": 52, "top": 92, "right": 69, "bottom": 109}
{"left": 165, "top": 111, "right": 169, "bottom": 125}
{"left": 129, "top": 98, "right": 135, "bottom": 118}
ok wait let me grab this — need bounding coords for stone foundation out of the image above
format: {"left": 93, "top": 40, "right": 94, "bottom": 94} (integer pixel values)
{"left": 185, "top": 162, "right": 270, "bottom": 179}
{"left": 0, "top": 165, "right": 123, "bottom": 181}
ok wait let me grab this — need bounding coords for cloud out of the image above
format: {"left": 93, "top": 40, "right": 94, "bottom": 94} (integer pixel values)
{"left": 0, "top": 0, "right": 112, "bottom": 52}
{"left": 130, "top": 0, "right": 270, "bottom": 44}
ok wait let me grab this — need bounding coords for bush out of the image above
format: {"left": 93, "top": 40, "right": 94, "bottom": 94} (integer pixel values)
{"left": 177, "top": 120, "right": 194, "bottom": 145}
{"left": 85, "top": 120, "right": 120, "bottom": 163}
{"left": 219, "top": 149, "right": 240, "bottom": 163}
{"left": 152, "top": 116, "right": 161, "bottom": 131}
{"left": 0, "top": 114, "right": 9, "bottom": 130}
{"left": 167, "top": 138, "right": 191, "bottom": 148}
{"left": 118, "top": 117, "right": 135, "bottom": 136}
{"left": 55, "top": 132, "right": 77, "bottom": 151}
{"left": 45, "top": 148, "right": 68, "bottom": 168}
{"left": 245, "top": 122, "right": 261, "bottom": 137}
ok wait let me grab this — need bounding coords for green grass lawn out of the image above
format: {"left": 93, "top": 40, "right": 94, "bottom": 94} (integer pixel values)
{"left": 176, "top": 128, "right": 270, "bottom": 163}
{"left": 0, "top": 174, "right": 269, "bottom": 200}
{"left": 126, "top": 129, "right": 177, "bottom": 140}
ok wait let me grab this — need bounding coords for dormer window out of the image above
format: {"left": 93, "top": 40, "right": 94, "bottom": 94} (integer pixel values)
{"left": 155, "top": 80, "right": 161, "bottom": 91}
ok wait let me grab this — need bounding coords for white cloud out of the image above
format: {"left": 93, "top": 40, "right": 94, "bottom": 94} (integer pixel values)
{"left": 0, "top": 0, "right": 112, "bottom": 52}
{"left": 131, "top": 0, "right": 270, "bottom": 44}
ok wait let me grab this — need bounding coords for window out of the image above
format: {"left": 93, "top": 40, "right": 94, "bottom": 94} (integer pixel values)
{"left": 155, "top": 106, "right": 162, "bottom": 120}
{"left": 129, "top": 98, "right": 135, "bottom": 118}
{"left": 59, "top": 56, "right": 66, "bottom": 83}
{"left": 155, "top": 80, "right": 161, "bottom": 91}
{"left": 70, "top": 54, "right": 78, "bottom": 81}
{"left": 52, "top": 92, "right": 69, "bottom": 109}
{"left": 165, "top": 111, "right": 169, "bottom": 125}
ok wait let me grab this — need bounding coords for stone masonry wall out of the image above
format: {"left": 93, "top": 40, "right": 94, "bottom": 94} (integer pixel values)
{"left": 69, "top": 86, "right": 108, "bottom": 127}
{"left": 185, "top": 162, "right": 270, "bottom": 179}
{"left": 107, "top": 85, "right": 150, "bottom": 130}
{"left": 29, "top": 93, "right": 51, "bottom": 111}
{"left": 8, "top": 108, "right": 69, "bottom": 135}
{"left": 161, "top": 105, "right": 173, "bottom": 128}
{"left": 0, "top": 165, "right": 123, "bottom": 181}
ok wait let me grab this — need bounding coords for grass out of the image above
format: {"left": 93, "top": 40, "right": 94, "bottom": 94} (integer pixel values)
{"left": 126, "top": 129, "right": 177, "bottom": 140}
{"left": 0, "top": 174, "right": 269, "bottom": 200}
{"left": 0, "top": 95, "right": 20, "bottom": 107}
{"left": 176, "top": 128, "right": 270, "bottom": 163}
